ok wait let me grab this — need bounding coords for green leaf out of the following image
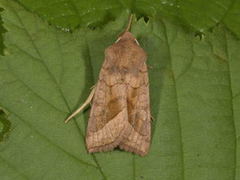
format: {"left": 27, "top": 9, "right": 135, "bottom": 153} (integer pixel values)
{"left": 178, "top": 0, "right": 233, "bottom": 31}
{"left": 0, "top": 8, "right": 5, "bottom": 54}
{"left": 0, "top": 109, "right": 11, "bottom": 142}
{"left": 13, "top": 0, "right": 182, "bottom": 29}
{"left": 223, "top": 0, "right": 240, "bottom": 38}
{"left": 15, "top": 0, "right": 240, "bottom": 38}
{"left": 16, "top": 0, "right": 130, "bottom": 29}
{"left": 0, "top": 0, "right": 240, "bottom": 179}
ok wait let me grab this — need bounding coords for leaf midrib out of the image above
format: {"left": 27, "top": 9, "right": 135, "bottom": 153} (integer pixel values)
{"left": 223, "top": 28, "right": 237, "bottom": 180}
{"left": 161, "top": 19, "right": 185, "bottom": 180}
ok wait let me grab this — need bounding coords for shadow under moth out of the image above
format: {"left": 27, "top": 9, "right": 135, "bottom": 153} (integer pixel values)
{"left": 65, "top": 15, "right": 151, "bottom": 156}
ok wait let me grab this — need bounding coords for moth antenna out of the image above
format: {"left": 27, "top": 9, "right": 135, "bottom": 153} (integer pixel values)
{"left": 147, "top": 65, "right": 153, "bottom": 69}
{"left": 65, "top": 86, "right": 96, "bottom": 123}
{"left": 125, "top": 14, "right": 133, "bottom": 32}
{"left": 134, "top": 39, "right": 139, "bottom": 45}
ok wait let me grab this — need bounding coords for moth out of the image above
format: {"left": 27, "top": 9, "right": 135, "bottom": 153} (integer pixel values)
{"left": 65, "top": 15, "right": 151, "bottom": 156}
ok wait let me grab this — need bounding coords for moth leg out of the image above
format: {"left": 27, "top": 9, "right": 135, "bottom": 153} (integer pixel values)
{"left": 90, "top": 85, "right": 96, "bottom": 89}
{"left": 151, "top": 115, "right": 154, "bottom": 121}
{"left": 65, "top": 86, "right": 96, "bottom": 123}
{"left": 147, "top": 65, "right": 153, "bottom": 69}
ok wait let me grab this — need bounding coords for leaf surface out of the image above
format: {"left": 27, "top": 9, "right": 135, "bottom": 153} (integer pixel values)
{"left": 15, "top": 0, "right": 240, "bottom": 38}
{"left": 0, "top": 1, "right": 239, "bottom": 179}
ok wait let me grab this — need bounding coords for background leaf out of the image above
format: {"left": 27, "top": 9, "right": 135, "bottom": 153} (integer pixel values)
{"left": 0, "top": 109, "right": 11, "bottom": 142}
{"left": 16, "top": 0, "right": 130, "bottom": 29}
{"left": 0, "top": 8, "right": 5, "bottom": 55}
{"left": 0, "top": 0, "right": 240, "bottom": 180}
{"left": 178, "top": 0, "right": 233, "bottom": 31}
{"left": 14, "top": 0, "right": 240, "bottom": 38}
{"left": 223, "top": 0, "right": 240, "bottom": 38}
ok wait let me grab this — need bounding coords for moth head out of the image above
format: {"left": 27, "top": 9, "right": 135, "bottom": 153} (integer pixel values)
{"left": 116, "top": 32, "right": 137, "bottom": 43}
{"left": 120, "top": 31, "right": 135, "bottom": 40}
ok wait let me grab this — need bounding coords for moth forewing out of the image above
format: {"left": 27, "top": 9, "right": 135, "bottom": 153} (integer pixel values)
{"left": 86, "top": 32, "right": 151, "bottom": 156}
{"left": 65, "top": 15, "right": 151, "bottom": 156}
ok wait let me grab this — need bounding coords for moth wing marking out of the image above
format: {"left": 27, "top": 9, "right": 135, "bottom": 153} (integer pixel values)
{"left": 119, "top": 67, "right": 151, "bottom": 156}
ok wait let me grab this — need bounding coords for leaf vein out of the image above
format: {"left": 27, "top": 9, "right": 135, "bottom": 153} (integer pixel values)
{"left": 5, "top": 60, "right": 66, "bottom": 114}
{"left": 223, "top": 29, "right": 237, "bottom": 180}
{"left": 161, "top": 20, "right": 185, "bottom": 180}
{"left": 2, "top": 108, "right": 98, "bottom": 169}
{"left": 0, "top": 154, "right": 29, "bottom": 180}
{"left": 5, "top": 4, "right": 107, "bottom": 177}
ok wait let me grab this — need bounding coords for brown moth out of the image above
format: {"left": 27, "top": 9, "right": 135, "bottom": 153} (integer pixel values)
{"left": 65, "top": 15, "right": 151, "bottom": 156}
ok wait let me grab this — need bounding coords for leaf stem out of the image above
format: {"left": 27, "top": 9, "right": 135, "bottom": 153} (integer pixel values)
{"left": 125, "top": 14, "right": 133, "bottom": 32}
